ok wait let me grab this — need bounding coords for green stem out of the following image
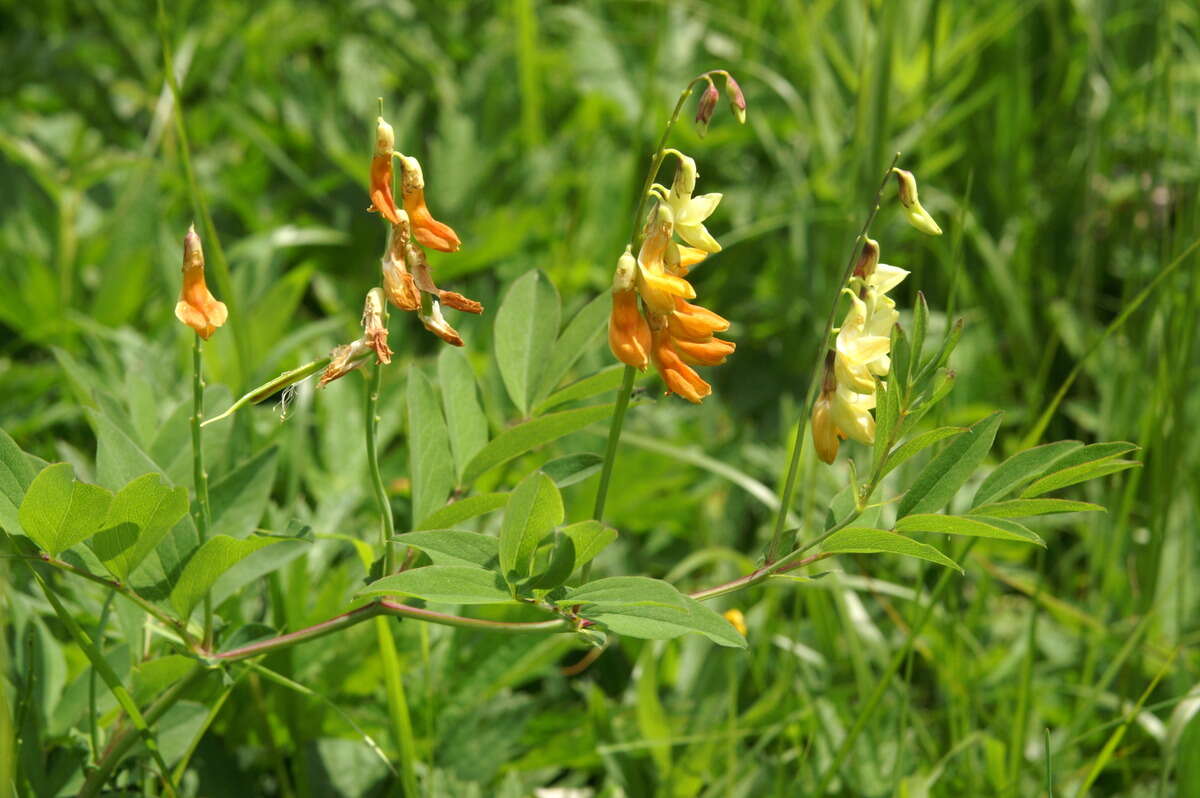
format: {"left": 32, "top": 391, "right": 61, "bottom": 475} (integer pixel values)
{"left": 766, "top": 152, "right": 901, "bottom": 562}
{"left": 192, "top": 335, "right": 214, "bottom": 648}
{"left": 814, "top": 539, "right": 977, "bottom": 794}
{"left": 28, "top": 565, "right": 179, "bottom": 797}
{"left": 374, "top": 617, "right": 419, "bottom": 797}
{"left": 589, "top": 73, "right": 713, "bottom": 549}
{"left": 365, "top": 360, "right": 395, "bottom": 574}
{"left": 79, "top": 667, "right": 207, "bottom": 798}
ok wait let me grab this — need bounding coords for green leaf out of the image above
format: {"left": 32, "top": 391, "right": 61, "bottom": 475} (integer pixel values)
{"left": 528, "top": 531, "right": 577, "bottom": 591}
{"left": 910, "top": 291, "right": 929, "bottom": 371}
{"left": 819, "top": 527, "right": 963, "bottom": 571}
{"left": 534, "top": 293, "right": 610, "bottom": 404}
{"left": 890, "top": 322, "right": 911, "bottom": 393}
{"left": 392, "top": 530, "right": 499, "bottom": 568}
{"left": 357, "top": 565, "right": 514, "bottom": 604}
{"left": 19, "top": 464, "right": 114, "bottom": 557}
{"left": 493, "top": 269, "right": 560, "bottom": 415}
{"left": 540, "top": 453, "right": 603, "bottom": 487}
{"left": 881, "top": 426, "right": 965, "bottom": 477}
{"left": 535, "top": 364, "right": 626, "bottom": 414}
{"left": 408, "top": 368, "right": 455, "bottom": 525}
{"left": 461, "top": 403, "right": 614, "bottom": 485}
{"left": 210, "top": 523, "right": 312, "bottom": 608}
{"left": 169, "top": 534, "right": 283, "bottom": 619}
{"left": 583, "top": 596, "right": 746, "bottom": 648}
{"left": 968, "top": 499, "right": 1104, "bottom": 518}
{"left": 437, "top": 347, "right": 488, "bottom": 479}
{"left": 1020, "top": 450, "right": 1140, "bottom": 498}
{"left": 873, "top": 373, "right": 900, "bottom": 467}
{"left": 557, "top": 576, "right": 689, "bottom": 609}
{"left": 970, "top": 441, "right": 1084, "bottom": 508}
{"left": 208, "top": 447, "right": 277, "bottom": 540}
{"left": 559, "top": 520, "right": 617, "bottom": 572}
{"left": 497, "top": 472, "right": 563, "bottom": 584}
{"left": 0, "top": 427, "right": 36, "bottom": 536}
{"left": 414, "top": 493, "right": 508, "bottom": 531}
{"left": 897, "top": 411, "right": 1003, "bottom": 518}
{"left": 88, "top": 474, "right": 189, "bottom": 581}
{"left": 895, "top": 514, "right": 1045, "bottom": 546}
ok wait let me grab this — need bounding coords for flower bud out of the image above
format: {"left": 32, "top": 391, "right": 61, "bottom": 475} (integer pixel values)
{"left": 375, "top": 116, "right": 395, "bottom": 158}
{"left": 811, "top": 393, "right": 840, "bottom": 465}
{"left": 671, "top": 155, "right": 698, "bottom": 199}
{"left": 853, "top": 237, "right": 880, "bottom": 279}
{"left": 694, "top": 82, "right": 719, "bottom": 137}
{"left": 893, "top": 168, "right": 942, "bottom": 236}
{"left": 612, "top": 247, "right": 638, "bottom": 293}
{"left": 724, "top": 74, "right": 746, "bottom": 124}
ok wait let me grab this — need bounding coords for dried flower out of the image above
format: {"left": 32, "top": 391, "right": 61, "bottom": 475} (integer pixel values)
{"left": 318, "top": 339, "right": 370, "bottom": 388}
{"left": 361, "top": 287, "right": 392, "bottom": 365}
{"left": 174, "top": 224, "right": 228, "bottom": 339}
{"left": 418, "top": 299, "right": 464, "bottom": 347}
{"left": 893, "top": 168, "right": 942, "bottom": 236}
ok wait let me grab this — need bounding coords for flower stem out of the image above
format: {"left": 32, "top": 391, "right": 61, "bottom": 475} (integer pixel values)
{"left": 766, "top": 153, "right": 901, "bottom": 563}
{"left": 589, "top": 73, "right": 712, "bottom": 555}
{"left": 365, "top": 359, "right": 395, "bottom": 574}
{"left": 191, "top": 334, "right": 214, "bottom": 648}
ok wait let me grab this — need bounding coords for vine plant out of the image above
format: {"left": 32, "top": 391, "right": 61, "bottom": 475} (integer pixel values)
{"left": 0, "top": 70, "right": 1138, "bottom": 795}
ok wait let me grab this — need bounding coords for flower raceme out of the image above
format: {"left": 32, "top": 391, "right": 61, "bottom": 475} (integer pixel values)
{"left": 370, "top": 112, "right": 480, "bottom": 347}
{"left": 812, "top": 238, "right": 909, "bottom": 464}
{"left": 174, "top": 224, "right": 227, "bottom": 340}
{"left": 607, "top": 156, "right": 734, "bottom": 403}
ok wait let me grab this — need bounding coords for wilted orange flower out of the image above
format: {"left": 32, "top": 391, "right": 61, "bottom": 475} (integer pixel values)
{"left": 174, "top": 224, "right": 228, "bottom": 340}
{"left": 398, "top": 154, "right": 461, "bottom": 253}
{"left": 319, "top": 288, "right": 392, "bottom": 387}
{"left": 381, "top": 216, "right": 422, "bottom": 311}
{"left": 368, "top": 117, "right": 402, "bottom": 225}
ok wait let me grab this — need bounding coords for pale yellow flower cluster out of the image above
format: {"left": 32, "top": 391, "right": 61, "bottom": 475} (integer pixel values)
{"left": 811, "top": 239, "right": 909, "bottom": 464}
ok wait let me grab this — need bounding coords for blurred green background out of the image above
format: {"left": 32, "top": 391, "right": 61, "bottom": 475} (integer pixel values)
{"left": 2, "top": 0, "right": 1199, "bottom": 795}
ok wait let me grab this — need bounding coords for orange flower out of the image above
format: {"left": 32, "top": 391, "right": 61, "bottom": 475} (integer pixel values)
{"left": 668, "top": 297, "right": 729, "bottom": 339}
{"left": 381, "top": 217, "right": 421, "bottom": 311}
{"left": 650, "top": 325, "right": 711, "bottom": 404}
{"left": 368, "top": 117, "right": 402, "bottom": 225}
{"left": 398, "top": 154, "right": 461, "bottom": 252}
{"left": 608, "top": 249, "right": 652, "bottom": 370}
{"left": 174, "top": 225, "right": 227, "bottom": 340}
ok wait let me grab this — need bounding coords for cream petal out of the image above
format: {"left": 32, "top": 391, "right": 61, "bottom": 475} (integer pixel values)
{"left": 677, "top": 222, "right": 722, "bottom": 253}
{"left": 870, "top": 263, "right": 910, "bottom": 294}
{"left": 675, "top": 192, "right": 722, "bottom": 226}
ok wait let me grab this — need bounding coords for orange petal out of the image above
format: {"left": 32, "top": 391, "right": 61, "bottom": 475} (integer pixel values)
{"left": 368, "top": 156, "right": 401, "bottom": 225}
{"left": 637, "top": 268, "right": 695, "bottom": 314}
{"left": 438, "top": 290, "right": 483, "bottom": 314}
{"left": 403, "top": 188, "right": 461, "bottom": 252}
{"left": 675, "top": 245, "right": 709, "bottom": 275}
{"left": 608, "top": 290, "right": 651, "bottom": 370}
{"left": 673, "top": 335, "right": 735, "bottom": 366}
{"left": 650, "top": 329, "right": 711, "bottom": 403}
{"left": 669, "top": 298, "right": 730, "bottom": 340}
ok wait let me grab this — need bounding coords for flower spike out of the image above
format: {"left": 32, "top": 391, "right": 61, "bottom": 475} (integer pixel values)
{"left": 174, "top": 224, "right": 228, "bottom": 340}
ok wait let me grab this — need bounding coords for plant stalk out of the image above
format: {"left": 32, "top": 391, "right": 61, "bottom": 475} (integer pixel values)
{"left": 365, "top": 360, "right": 395, "bottom": 574}
{"left": 192, "top": 335, "right": 214, "bottom": 648}
{"left": 766, "top": 152, "right": 901, "bottom": 562}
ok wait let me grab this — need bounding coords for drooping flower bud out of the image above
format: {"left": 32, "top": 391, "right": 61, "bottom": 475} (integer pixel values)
{"left": 694, "top": 81, "right": 719, "bottom": 137}
{"left": 174, "top": 224, "right": 228, "bottom": 340}
{"left": 853, "top": 237, "right": 881, "bottom": 279}
{"left": 724, "top": 73, "right": 747, "bottom": 124}
{"left": 893, "top": 168, "right": 942, "bottom": 236}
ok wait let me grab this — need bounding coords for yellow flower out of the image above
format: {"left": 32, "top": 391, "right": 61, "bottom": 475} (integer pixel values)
{"left": 174, "top": 225, "right": 228, "bottom": 340}
{"left": 830, "top": 384, "right": 876, "bottom": 445}
{"left": 663, "top": 154, "right": 723, "bottom": 253}
{"left": 635, "top": 205, "right": 696, "bottom": 314}
{"left": 722, "top": 609, "right": 748, "bottom": 636}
